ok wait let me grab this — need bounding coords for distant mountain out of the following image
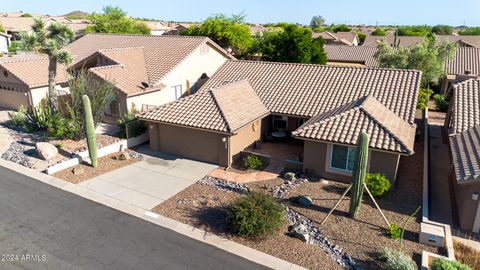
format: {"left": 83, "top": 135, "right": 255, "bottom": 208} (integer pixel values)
{"left": 63, "top": 10, "right": 89, "bottom": 20}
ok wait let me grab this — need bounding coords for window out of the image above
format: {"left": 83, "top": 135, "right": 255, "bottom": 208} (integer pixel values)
{"left": 272, "top": 115, "right": 287, "bottom": 130}
{"left": 296, "top": 118, "right": 305, "bottom": 128}
{"left": 330, "top": 145, "right": 356, "bottom": 172}
{"left": 172, "top": 85, "right": 183, "bottom": 100}
{"left": 106, "top": 100, "right": 120, "bottom": 117}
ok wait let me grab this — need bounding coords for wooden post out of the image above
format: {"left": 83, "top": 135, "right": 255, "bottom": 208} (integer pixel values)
{"left": 320, "top": 185, "right": 352, "bottom": 226}
{"left": 364, "top": 183, "right": 390, "bottom": 227}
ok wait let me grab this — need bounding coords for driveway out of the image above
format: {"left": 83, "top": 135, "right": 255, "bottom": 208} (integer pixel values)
{"left": 79, "top": 150, "right": 218, "bottom": 210}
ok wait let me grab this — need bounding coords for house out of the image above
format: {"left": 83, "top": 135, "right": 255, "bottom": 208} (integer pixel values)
{"left": 363, "top": 34, "right": 480, "bottom": 48}
{"left": 143, "top": 21, "right": 172, "bottom": 36}
{"left": 313, "top": 32, "right": 359, "bottom": 46}
{"left": 0, "top": 15, "right": 88, "bottom": 39}
{"left": 444, "top": 79, "right": 480, "bottom": 233}
{"left": 0, "top": 33, "right": 11, "bottom": 53}
{"left": 441, "top": 47, "right": 480, "bottom": 93}
{"left": 324, "top": 45, "right": 379, "bottom": 67}
{"left": 0, "top": 55, "right": 68, "bottom": 110}
{"left": 139, "top": 61, "right": 420, "bottom": 183}
{"left": 67, "top": 33, "right": 234, "bottom": 122}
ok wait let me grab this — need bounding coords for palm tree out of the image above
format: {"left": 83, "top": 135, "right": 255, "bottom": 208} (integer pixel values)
{"left": 17, "top": 18, "right": 74, "bottom": 111}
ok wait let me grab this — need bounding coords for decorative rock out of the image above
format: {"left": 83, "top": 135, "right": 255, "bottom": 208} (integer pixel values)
{"left": 72, "top": 167, "right": 84, "bottom": 175}
{"left": 297, "top": 195, "right": 313, "bottom": 207}
{"left": 198, "top": 176, "right": 250, "bottom": 194}
{"left": 288, "top": 223, "right": 310, "bottom": 243}
{"left": 119, "top": 152, "right": 131, "bottom": 161}
{"left": 36, "top": 142, "right": 58, "bottom": 161}
{"left": 283, "top": 172, "right": 296, "bottom": 181}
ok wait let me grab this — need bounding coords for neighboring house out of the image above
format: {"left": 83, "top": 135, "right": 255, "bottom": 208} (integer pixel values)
{"left": 0, "top": 15, "right": 88, "bottom": 39}
{"left": 441, "top": 47, "right": 480, "bottom": 93}
{"left": 324, "top": 45, "right": 379, "bottom": 67}
{"left": 0, "top": 33, "right": 11, "bottom": 53}
{"left": 313, "top": 32, "right": 359, "bottom": 46}
{"left": 67, "top": 33, "right": 234, "bottom": 122}
{"left": 0, "top": 55, "right": 68, "bottom": 110}
{"left": 139, "top": 61, "right": 420, "bottom": 183}
{"left": 143, "top": 21, "right": 171, "bottom": 35}
{"left": 363, "top": 34, "right": 480, "bottom": 48}
{"left": 444, "top": 79, "right": 480, "bottom": 233}
{"left": 163, "top": 23, "right": 193, "bottom": 35}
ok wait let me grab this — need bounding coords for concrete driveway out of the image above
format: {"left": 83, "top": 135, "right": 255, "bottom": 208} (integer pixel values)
{"left": 79, "top": 150, "right": 218, "bottom": 210}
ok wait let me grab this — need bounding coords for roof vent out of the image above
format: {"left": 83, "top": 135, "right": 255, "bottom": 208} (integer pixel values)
{"left": 141, "top": 82, "right": 150, "bottom": 88}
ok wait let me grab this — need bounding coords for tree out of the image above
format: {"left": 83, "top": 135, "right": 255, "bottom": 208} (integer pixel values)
{"left": 459, "top": 27, "right": 480, "bottom": 35}
{"left": 331, "top": 24, "right": 351, "bottom": 33}
{"left": 17, "top": 18, "right": 74, "bottom": 111}
{"left": 181, "top": 14, "right": 253, "bottom": 56}
{"left": 0, "top": 23, "right": 4, "bottom": 33}
{"left": 432, "top": 25, "right": 453, "bottom": 35}
{"left": 20, "top": 13, "right": 32, "bottom": 17}
{"left": 85, "top": 6, "right": 150, "bottom": 35}
{"left": 310, "top": 15, "right": 325, "bottom": 28}
{"left": 371, "top": 28, "right": 387, "bottom": 36}
{"left": 377, "top": 33, "right": 457, "bottom": 87}
{"left": 397, "top": 25, "right": 431, "bottom": 36}
{"left": 254, "top": 24, "right": 327, "bottom": 64}
{"left": 356, "top": 32, "right": 366, "bottom": 44}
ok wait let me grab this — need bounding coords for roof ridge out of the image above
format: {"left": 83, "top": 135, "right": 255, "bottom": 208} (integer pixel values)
{"left": 84, "top": 33, "right": 208, "bottom": 40}
{"left": 0, "top": 56, "right": 49, "bottom": 64}
{"left": 89, "top": 64, "right": 124, "bottom": 71}
{"left": 98, "top": 46, "right": 145, "bottom": 52}
{"left": 210, "top": 87, "right": 233, "bottom": 133}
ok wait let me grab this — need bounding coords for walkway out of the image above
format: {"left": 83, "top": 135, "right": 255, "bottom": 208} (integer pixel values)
{"left": 208, "top": 168, "right": 278, "bottom": 183}
{"left": 79, "top": 149, "right": 218, "bottom": 210}
{"left": 429, "top": 112, "right": 454, "bottom": 225}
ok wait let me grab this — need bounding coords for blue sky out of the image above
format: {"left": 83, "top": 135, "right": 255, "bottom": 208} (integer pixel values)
{"left": 4, "top": 0, "right": 480, "bottom": 26}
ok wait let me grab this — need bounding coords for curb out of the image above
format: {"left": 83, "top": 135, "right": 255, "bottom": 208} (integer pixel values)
{"left": 0, "top": 159, "right": 306, "bottom": 270}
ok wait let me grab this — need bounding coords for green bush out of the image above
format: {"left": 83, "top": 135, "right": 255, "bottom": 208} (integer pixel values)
{"left": 372, "top": 28, "right": 387, "bottom": 36}
{"left": 8, "top": 105, "right": 28, "bottom": 127}
{"left": 27, "top": 101, "right": 79, "bottom": 139}
{"left": 229, "top": 192, "right": 285, "bottom": 237}
{"left": 388, "top": 223, "right": 402, "bottom": 239}
{"left": 431, "top": 258, "right": 471, "bottom": 270}
{"left": 433, "top": 94, "right": 449, "bottom": 112}
{"left": 244, "top": 155, "right": 263, "bottom": 170}
{"left": 417, "top": 88, "right": 433, "bottom": 110}
{"left": 366, "top": 173, "right": 392, "bottom": 198}
{"left": 378, "top": 247, "right": 417, "bottom": 270}
{"left": 118, "top": 108, "right": 147, "bottom": 138}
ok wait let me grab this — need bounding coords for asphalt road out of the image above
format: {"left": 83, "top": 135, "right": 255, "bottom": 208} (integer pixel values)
{"left": 0, "top": 165, "right": 269, "bottom": 270}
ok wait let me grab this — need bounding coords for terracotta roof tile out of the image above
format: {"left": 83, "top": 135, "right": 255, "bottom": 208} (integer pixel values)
{"left": 325, "top": 45, "right": 379, "bottom": 67}
{"left": 450, "top": 125, "right": 480, "bottom": 184}
{"left": 363, "top": 35, "right": 480, "bottom": 48}
{"left": 449, "top": 79, "right": 480, "bottom": 134}
{"left": 446, "top": 47, "right": 480, "bottom": 76}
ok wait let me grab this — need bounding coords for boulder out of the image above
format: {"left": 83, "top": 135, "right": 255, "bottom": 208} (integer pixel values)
{"left": 72, "top": 167, "right": 84, "bottom": 175}
{"left": 36, "top": 142, "right": 58, "bottom": 161}
{"left": 288, "top": 223, "right": 310, "bottom": 243}
{"left": 297, "top": 195, "right": 313, "bottom": 207}
{"left": 119, "top": 152, "right": 131, "bottom": 161}
{"left": 284, "top": 172, "right": 296, "bottom": 181}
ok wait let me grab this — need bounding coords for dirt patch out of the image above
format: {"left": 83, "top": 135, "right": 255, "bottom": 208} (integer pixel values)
{"left": 53, "top": 151, "right": 139, "bottom": 184}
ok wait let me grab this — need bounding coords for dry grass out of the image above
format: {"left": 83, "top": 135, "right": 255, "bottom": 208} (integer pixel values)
{"left": 454, "top": 241, "right": 480, "bottom": 270}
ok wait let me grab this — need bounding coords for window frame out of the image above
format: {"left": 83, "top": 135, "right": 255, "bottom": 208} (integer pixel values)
{"left": 329, "top": 144, "right": 356, "bottom": 173}
{"left": 272, "top": 115, "right": 288, "bottom": 130}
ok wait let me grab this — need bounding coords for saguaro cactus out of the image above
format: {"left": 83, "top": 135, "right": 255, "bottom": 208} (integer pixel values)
{"left": 349, "top": 132, "right": 369, "bottom": 217}
{"left": 82, "top": 95, "right": 98, "bottom": 168}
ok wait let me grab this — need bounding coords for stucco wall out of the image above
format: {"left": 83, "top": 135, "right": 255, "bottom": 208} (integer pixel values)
{"left": 230, "top": 120, "right": 262, "bottom": 161}
{"left": 147, "top": 122, "right": 228, "bottom": 166}
{"left": 326, "top": 61, "right": 365, "bottom": 67}
{"left": 0, "top": 89, "right": 29, "bottom": 110}
{"left": 0, "top": 36, "right": 9, "bottom": 53}
{"left": 302, "top": 140, "right": 401, "bottom": 183}
{"left": 453, "top": 180, "right": 480, "bottom": 232}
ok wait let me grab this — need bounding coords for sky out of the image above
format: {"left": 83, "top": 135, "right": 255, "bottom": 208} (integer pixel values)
{"left": 3, "top": 0, "right": 480, "bottom": 26}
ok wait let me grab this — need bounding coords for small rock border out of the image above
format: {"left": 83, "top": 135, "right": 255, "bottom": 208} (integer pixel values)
{"left": 197, "top": 176, "right": 250, "bottom": 194}
{"left": 1, "top": 141, "right": 33, "bottom": 168}
{"left": 270, "top": 175, "right": 308, "bottom": 199}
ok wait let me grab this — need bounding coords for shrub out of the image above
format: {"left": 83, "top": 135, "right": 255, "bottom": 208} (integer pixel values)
{"left": 244, "top": 155, "right": 263, "bottom": 170}
{"left": 366, "top": 173, "right": 392, "bottom": 198}
{"left": 431, "top": 258, "right": 471, "bottom": 270}
{"left": 378, "top": 247, "right": 417, "bottom": 270}
{"left": 118, "top": 108, "right": 147, "bottom": 138}
{"left": 8, "top": 105, "right": 28, "bottom": 127}
{"left": 388, "top": 223, "right": 402, "bottom": 239}
{"left": 372, "top": 28, "right": 387, "bottom": 36}
{"left": 417, "top": 88, "right": 433, "bottom": 110}
{"left": 27, "top": 101, "right": 79, "bottom": 139}
{"left": 433, "top": 94, "right": 449, "bottom": 112}
{"left": 454, "top": 241, "right": 480, "bottom": 270}
{"left": 229, "top": 192, "right": 285, "bottom": 237}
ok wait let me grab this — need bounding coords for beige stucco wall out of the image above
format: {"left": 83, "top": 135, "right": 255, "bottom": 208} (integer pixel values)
{"left": 147, "top": 122, "right": 228, "bottom": 166}
{"left": 229, "top": 119, "right": 262, "bottom": 162}
{"left": 326, "top": 61, "right": 366, "bottom": 67}
{"left": 0, "top": 89, "right": 29, "bottom": 110}
{"left": 453, "top": 180, "right": 480, "bottom": 232}
{"left": 302, "top": 140, "right": 401, "bottom": 183}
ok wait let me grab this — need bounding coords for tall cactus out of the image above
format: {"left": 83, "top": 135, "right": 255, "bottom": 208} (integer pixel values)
{"left": 349, "top": 132, "right": 369, "bottom": 217}
{"left": 82, "top": 95, "right": 98, "bottom": 168}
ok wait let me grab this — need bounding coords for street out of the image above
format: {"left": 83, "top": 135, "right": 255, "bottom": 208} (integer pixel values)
{"left": 0, "top": 165, "right": 268, "bottom": 270}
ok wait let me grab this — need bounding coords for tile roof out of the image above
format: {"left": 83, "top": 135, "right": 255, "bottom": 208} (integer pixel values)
{"left": 449, "top": 79, "right": 480, "bottom": 134}
{"left": 292, "top": 95, "right": 415, "bottom": 154}
{"left": 138, "top": 80, "right": 268, "bottom": 134}
{"left": 67, "top": 33, "right": 234, "bottom": 95}
{"left": 200, "top": 60, "right": 420, "bottom": 124}
{"left": 363, "top": 35, "right": 480, "bottom": 48}
{"left": 313, "top": 32, "right": 358, "bottom": 45}
{"left": 325, "top": 45, "right": 379, "bottom": 67}
{"left": 449, "top": 125, "right": 480, "bottom": 184}
{"left": 446, "top": 47, "right": 480, "bottom": 76}
{"left": 0, "top": 57, "right": 69, "bottom": 89}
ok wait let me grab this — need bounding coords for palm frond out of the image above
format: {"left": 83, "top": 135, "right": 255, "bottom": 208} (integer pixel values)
{"left": 47, "top": 23, "right": 74, "bottom": 47}
{"left": 56, "top": 49, "right": 73, "bottom": 65}
{"left": 31, "top": 18, "right": 46, "bottom": 43}
{"left": 16, "top": 31, "right": 39, "bottom": 52}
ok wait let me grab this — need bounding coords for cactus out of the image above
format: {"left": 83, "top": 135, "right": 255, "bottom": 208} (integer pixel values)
{"left": 349, "top": 132, "right": 369, "bottom": 217}
{"left": 82, "top": 95, "right": 98, "bottom": 168}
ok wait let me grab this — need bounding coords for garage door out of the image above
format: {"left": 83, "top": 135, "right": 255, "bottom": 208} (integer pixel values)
{"left": 0, "top": 89, "right": 29, "bottom": 110}
{"left": 152, "top": 123, "right": 222, "bottom": 165}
